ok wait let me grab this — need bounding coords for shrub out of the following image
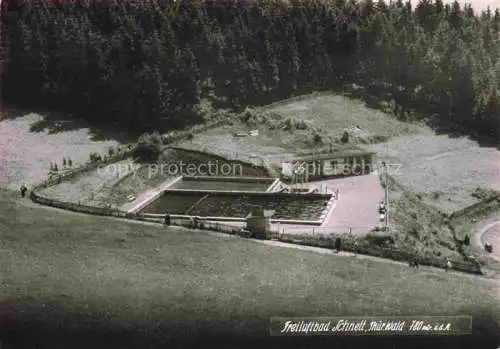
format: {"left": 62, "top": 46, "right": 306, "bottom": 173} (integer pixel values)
{"left": 294, "top": 120, "right": 308, "bottom": 130}
{"left": 281, "top": 118, "right": 294, "bottom": 131}
{"left": 464, "top": 235, "right": 470, "bottom": 245}
{"left": 313, "top": 132, "right": 323, "bottom": 144}
{"left": 334, "top": 237, "right": 342, "bottom": 250}
{"left": 365, "top": 233, "right": 395, "bottom": 247}
{"left": 472, "top": 187, "right": 499, "bottom": 200}
{"left": 371, "top": 135, "right": 389, "bottom": 143}
{"left": 408, "top": 221, "right": 420, "bottom": 238}
{"left": 108, "top": 147, "right": 115, "bottom": 157}
{"left": 341, "top": 130, "right": 349, "bottom": 143}
{"left": 241, "top": 107, "right": 258, "bottom": 125}
{"left": 133, "top": 131, "right": 163, "bottom": 163}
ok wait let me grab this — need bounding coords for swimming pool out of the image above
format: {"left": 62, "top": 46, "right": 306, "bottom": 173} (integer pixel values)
{"left": 168, "top": 178, "right": 274, "bottom": 192}
{"left": 141, "top": 192, "right": 329, "bottom": 220}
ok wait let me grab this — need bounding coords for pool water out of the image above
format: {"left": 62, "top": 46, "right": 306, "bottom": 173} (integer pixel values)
{"left": 141, "top": 192, "right": 329, "bottom": 220}
{"left": 141, "top": 193, "right": 206, "bottom": 215}
{"left": 168, "top": 179, "right": 273, "bottom": 191}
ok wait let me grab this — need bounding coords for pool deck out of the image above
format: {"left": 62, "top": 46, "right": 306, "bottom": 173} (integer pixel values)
{"left": 274, "top": 175, "right": 383, "bottom": 235}
{"left": 197, "top": 175, "right": 384, "bottom": 236}
{"left": 126, "top": 174, "right": 384, "bottom": 236}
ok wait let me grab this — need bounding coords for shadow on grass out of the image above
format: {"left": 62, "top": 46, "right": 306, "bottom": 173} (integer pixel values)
{"left": 1, "top": 299, "right": 498, "bottom": 349}
{"left": 1, "top": 105, "right": 142, "bottom": 144}
{"left": 339, "top": 86, "right": 500, "bottom": 151}
{"left": 428, "top": 120, "right": 500, "bottom": 150}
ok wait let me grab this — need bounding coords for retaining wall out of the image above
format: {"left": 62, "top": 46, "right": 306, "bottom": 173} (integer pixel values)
{"left": 449, "top": 193, "right": 500, "bottom": 220}
{"left": 30, "top": 191, "right": 127, "bottom": 217}
{"left": 162, "top": 189, "right": 332, "bottom": 200}
{"left": 182, "top": 175, "right": 274, "bottom": 183}
{"left": 319, "top": 192, "right": 338, "bottom": 224}
{"left": 168, "top": 145, "right": 274, "bottom": 177}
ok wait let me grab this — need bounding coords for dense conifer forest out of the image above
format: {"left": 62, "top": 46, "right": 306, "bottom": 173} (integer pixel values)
{"left": 1, "top": 0, "right": 499, "bottom": 137}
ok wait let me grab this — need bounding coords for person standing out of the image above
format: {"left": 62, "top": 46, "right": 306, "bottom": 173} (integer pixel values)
{"left": 20, "top": 184, "right": 27, "bottom": 197}
{"left": 445, "top": 258, "right": 452, "bottom": 272}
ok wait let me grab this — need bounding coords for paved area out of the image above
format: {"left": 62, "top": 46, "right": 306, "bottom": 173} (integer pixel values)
{"left": 272, "top": 175, "right": 383, "bottom": 235}
{"left": 315, "top": 174, "right": 384, "bottom": 232}
{"left": 198, "top": 174, "right": 384, "bottom": 236}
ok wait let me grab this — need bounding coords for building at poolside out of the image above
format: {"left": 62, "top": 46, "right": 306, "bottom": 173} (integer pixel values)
{"left": 281, "top": 148, "right": 376, "bottom": 182}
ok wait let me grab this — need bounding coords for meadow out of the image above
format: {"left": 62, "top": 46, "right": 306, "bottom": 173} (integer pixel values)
{"left": 0, "top": 190, "right": 498, "bottom": 348}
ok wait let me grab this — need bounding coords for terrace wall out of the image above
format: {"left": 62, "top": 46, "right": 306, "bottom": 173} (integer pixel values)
{"left": 182, "top": 175, "right": 274, "bottom": 183}
{"left": 449, "top": 193, "right": 500, "bottom": 220}
{"left": 162, "top": 189, "right": 331, "bottom": 200}
{"left": 168, "top": 145, "right": 277, "bottom": 177}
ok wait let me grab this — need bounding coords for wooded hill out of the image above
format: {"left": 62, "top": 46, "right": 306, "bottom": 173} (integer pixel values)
{"left": 2, "top": 0, "right": 499, "bottom": 137}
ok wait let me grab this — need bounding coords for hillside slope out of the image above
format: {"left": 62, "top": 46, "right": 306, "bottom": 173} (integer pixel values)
{"left": 0, "top": 190, "right": 498, "bottom": 349}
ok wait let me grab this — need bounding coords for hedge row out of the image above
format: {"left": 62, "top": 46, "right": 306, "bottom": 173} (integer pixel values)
{"left": 276, "top": 233, "right": 482, "bottom": 275}
{"left": 449, "top": 193, "right": 500, "bottom": 220}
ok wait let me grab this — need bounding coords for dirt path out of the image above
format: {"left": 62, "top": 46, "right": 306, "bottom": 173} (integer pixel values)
{"left": 7, "top": 191, "right": 499, "bottom": 287}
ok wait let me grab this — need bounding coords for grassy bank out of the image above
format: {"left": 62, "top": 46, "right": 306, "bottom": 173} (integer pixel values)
{"left": 0, "top": 191, "right": 498, "bottom": 348}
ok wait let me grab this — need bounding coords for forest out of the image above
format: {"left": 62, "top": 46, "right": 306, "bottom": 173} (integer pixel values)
{"left": 1, "top": 0, "right": 499, "bottom": 137}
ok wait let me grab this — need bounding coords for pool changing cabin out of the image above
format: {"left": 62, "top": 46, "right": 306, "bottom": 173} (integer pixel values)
{"left": 246, "top": 205, "right": 274, "bottom": 238}
{"left": 284, "top": 150, "right": 376, "bottom": 182}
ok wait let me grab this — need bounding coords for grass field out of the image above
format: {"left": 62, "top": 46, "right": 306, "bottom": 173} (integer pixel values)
{"left": 0, "top": 112, "right": 127, "bottom": 191}
{"left": 369, "top": 129, "right": 500, "bottom": 214}
{"left": 263, "top": 93, "right": 422, "bottom": 140}
{"left": 179, "top": 92, "right": 423, "bottom": 161}
{"left": 0, "top": 190, "right": 499, "bottom": 348}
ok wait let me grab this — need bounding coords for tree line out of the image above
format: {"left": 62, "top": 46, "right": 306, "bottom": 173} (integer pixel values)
{"left": 1, "top": 0, "right": 499, "bottom": 137}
